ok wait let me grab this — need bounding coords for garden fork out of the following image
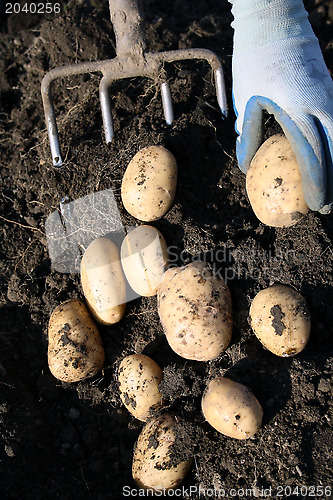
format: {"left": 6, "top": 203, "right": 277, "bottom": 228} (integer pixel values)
{"left": 41, "top": 0, "right": 227, "bottom": 166}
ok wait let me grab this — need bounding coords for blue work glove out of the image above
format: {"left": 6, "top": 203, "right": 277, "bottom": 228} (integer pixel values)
{"left": 229, "top": 0, "right": 333, "bottom": 213}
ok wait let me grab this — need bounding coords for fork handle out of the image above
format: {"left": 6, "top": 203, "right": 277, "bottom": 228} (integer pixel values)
{"left": 109, "top": 0, "right": 146, "bottom": 58}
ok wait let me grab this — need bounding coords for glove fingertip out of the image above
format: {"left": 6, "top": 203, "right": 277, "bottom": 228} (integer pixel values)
{"left": 235, "top": 97, "right": 264, "bottom": 174}
{"left": 236, "top": 138, "right": 251, "bottom": 173}
{"left": 319, "top": 204, "right": 332, "bottom": 215}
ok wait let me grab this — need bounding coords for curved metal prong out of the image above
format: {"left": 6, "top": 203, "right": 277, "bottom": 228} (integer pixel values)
{"left": 99, "top": 77, "right": 114, "bottom": 144}
{"left": 48, "top": 110, "right": 63, "bottom": 167}
{"left": 214, "top": 67, "right": 228, "bottom": 118}
{"left": 153, "top": 48, "right": 228, "bottom": 119}
{"left": 41, "top": 74, "right": 63, "bottom": 166}
{"left": 41, "top": 60, "right": 115, "bottom": 164}
{"left": 161, "top": 82, "right": 174, "bottom": 125}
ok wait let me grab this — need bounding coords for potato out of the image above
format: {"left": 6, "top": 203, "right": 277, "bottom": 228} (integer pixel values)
{"left": 121, "top": 225, "right": 168, "bottom": 297}
{"left": 118, "top": 354, "right": 164, "bottom": 421}
{"left": 121, "top": 145, "right": 177, "bottom": 221}
{"left": 246, "top": 134, "right": 308, "bottom": 227}
{"left": 202, "top": 377, "right": 263, "bottom": 439}
{"left": 132, "top": 414, "right": 192, "bottom": 491}
{"left": 48, "top": 299, "right": 105, "bottom": 382}
{"left": 80, "top": 237, "right": 126, "bottom": 325}
{"left": 249, "top": 283, "right": 311, "bottom": 357}
{"left": 157, "top": 261, "right": 232, "bottom": 361}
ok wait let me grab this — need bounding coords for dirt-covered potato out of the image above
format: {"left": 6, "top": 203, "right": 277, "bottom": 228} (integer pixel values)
{"left": 249, "top": 283, "right": 311, "bottom": 357}
{"left": 118, "top": 354, "right": 164, "bottom": 421}
{"left": 157, "top": 261, "right": 232, "bottom": 361}
{"left": 246, "top": 134, "right": 309, "bottom": 227}
{"left": 202, "top": 377, "right": 263, "bottom": 439}
{"left": 48, "top": 299, "right": 105, "bottom": 382}
{"left": 121, "top": 145, "right": 177, "bottom": 221}
{"left": 80, "top": 237, "right": 126, "bottom": 325}
{"left": 132, "top": 414, "right": 193, "bottom": 491}
{"left": 121, "top": 225, "right": 169, "bottom": 297}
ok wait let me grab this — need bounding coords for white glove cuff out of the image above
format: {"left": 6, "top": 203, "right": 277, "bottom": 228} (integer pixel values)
{"left": 229, "top": 0, "right": 315, "bottom": 51}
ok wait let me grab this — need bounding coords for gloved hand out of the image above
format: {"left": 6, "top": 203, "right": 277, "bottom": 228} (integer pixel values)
{"left": 229, "top": 0, "right": 333, "bottom": 213}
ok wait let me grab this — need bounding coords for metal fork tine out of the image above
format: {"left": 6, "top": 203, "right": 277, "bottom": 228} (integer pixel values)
{"left": 214, "top": 67, "right": 228, "bottom": 118}
{"left": 49, "top": 116, "right": 63, "bottom": 167}
{"left": 161, "top": 82, "right": 174, "bottom": 125}
{"left": 99, "top": 76, "right": 114, "bottom": 143}
{"left": 41, "top": 75, "right": 63, "bottom": 166}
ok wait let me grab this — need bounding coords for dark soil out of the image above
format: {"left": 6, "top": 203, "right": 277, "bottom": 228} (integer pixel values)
{"left": 0, "top": 0, "right": 332, "bottom": 498}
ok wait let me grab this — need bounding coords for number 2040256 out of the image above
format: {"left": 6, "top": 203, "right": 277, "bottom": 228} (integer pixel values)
{"left": 5, "top": 3, "right": 61, "bottom": 14}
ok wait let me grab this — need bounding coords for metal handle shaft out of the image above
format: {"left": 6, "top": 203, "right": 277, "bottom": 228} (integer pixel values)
{"left": 108, "top": 0, "right": 146, "bottom": 59}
